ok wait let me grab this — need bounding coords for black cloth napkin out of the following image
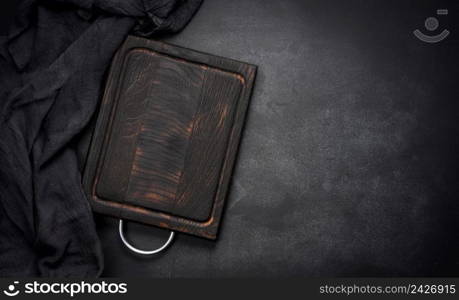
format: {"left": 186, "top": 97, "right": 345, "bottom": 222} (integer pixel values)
{"left": 0, "top": 0, "right": 202, "bottom": 277}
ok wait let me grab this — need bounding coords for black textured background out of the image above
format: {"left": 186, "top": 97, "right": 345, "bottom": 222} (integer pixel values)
{"left": 3, "top": 0, "right": 459, "bottom": 277}
{"left": 0, "top": 1, "right": 17, "bottom": 35}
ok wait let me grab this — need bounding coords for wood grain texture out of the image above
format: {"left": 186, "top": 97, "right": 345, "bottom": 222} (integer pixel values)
{"left": 83, "top": 36, "right": 257, "bottom": 239}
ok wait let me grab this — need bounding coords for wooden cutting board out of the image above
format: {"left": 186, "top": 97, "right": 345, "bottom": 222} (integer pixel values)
{"left": 83, "top": 36, "right": 257, "bottom": 239}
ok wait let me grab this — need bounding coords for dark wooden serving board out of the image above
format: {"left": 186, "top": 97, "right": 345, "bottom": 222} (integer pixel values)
{"left": 83, "top": 36, "right": 257, "bottom": 239}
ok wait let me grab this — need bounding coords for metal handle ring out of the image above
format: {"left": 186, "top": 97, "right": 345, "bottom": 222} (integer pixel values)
{"left": 119, "top": 219, "right": 175, "bottom": 255}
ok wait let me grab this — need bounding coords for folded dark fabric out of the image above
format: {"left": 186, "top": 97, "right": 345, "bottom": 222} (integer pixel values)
{"left": 0, "top": 0, "right": 202, "bottom": 277}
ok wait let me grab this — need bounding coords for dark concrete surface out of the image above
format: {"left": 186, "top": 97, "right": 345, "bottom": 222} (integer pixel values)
{"left": 5, "top": 0, "right": 459, "bottom": 277}
{"left": 96, "top": 0, "right": 459, "bottom": 277}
